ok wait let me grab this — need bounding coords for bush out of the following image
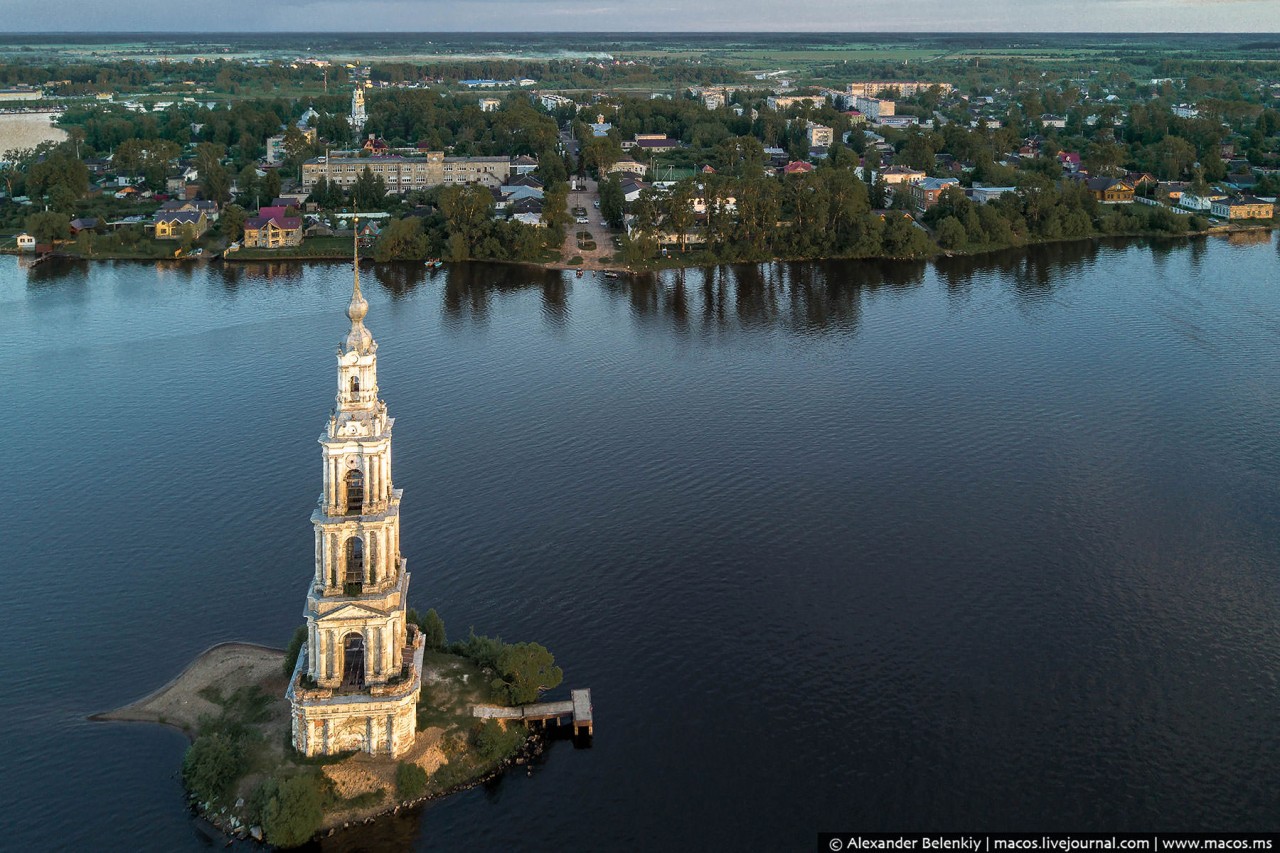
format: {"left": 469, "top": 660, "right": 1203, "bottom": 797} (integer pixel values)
{"left": 395, "top": 761, "right": 429, "bottom": 799}
{"left": 452, "top": 631, "right": 505, "bottom": 671}
{"left": 470, "top": 719, "right": 527, "bottom": 762}
{"left": 283, "top": 625, "right": 307, "bottom": 678}
{"left": 261, "top": 774, "right": 325, "bottom": 848}
{"left": 420, "top": 609, "right": 446, "bottom": 650}
{"left": 182, "top": 732, "right": 247, "bottom": 805}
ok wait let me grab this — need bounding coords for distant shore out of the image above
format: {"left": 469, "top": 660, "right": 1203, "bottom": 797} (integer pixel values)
{"left": 5, "top": 220, "right": 1274, "bottom": 272}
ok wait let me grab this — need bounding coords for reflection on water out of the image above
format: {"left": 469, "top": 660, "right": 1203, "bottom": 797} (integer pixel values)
{"left": 3, "top": 231, "right": 1280, "bottom": 852}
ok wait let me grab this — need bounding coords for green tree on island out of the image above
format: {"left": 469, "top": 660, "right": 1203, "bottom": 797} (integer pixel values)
{"left": 493, "top": 642, "right": 563, "bottom": 705}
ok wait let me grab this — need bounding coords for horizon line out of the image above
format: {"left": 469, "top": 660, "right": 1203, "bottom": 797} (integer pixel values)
{"left": 2, "top": 30, "right": 1280, "bottom": 36}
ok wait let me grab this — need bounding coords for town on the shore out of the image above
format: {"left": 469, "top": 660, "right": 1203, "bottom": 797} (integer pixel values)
{"left": 2, "top": 47, "right": 1279, "bottom": 268}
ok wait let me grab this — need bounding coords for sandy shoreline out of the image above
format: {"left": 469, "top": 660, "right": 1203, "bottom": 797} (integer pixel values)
{"left": 90, "top": 642, "right": 285, "bottom": 735}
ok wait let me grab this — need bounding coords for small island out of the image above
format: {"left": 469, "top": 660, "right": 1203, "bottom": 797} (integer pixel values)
{"left": 96, "top": 612, "right": 574, "bottom": 847}
{"left": 94, "top": 233, "right": 588, "bottom": 848}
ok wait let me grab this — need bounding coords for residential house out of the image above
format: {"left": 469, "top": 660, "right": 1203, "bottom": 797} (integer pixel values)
{"left": 69, "top": 217, "right": 99, "bottom": 235}
{"left": 511, "top": 155, "right": 539, "bottom": 175}
{"left": 153, "top": 210, "right": 209, "bottom": 239}
{"left": 1125, "top": 172, "right": 1158, "bottom": 191}
{"left": 159, "top": 199, "right": 220, "bottom": 221}
{"left": 243, "top": 213, "right": 303, "bottom": 248}
{"left": 1057, "top": 151, "right": 1082, "bottom": 172}
{"left": 783, "top": 161, "right": 815, "bottom": 175}
{"left": 1040, "top": 114, "right": 1067, "bottom": 129}
{"left": 510, "top": 197, "right": 544, "bottom": 226}
{"left": 508, "top": 173, "right": 544, "bottom": 189}
{"left": 1179, "top": 191, "right": 1226, "bottom": 211}
{"left": 357, "top": 221, "right": 381, "bottom": 246}
{"left": 1081, "top": 177, "right": 1135, "bottom": 204}
{"left": 1211, "top": 197, "right": 1274, "bottom": 219}
{"left": 500, "top": 185, "right": 544, "bottom": 204}
{"left": 15, "top": 232, "right": 35, "bottom": 252}
{"left": 361, "top": 135, "right": 391, "bottom": 155}
{"left": 879, "top": 165, "right": 927, "bottom": 185}
{"left": 910, "top": 177, "right": 961, "bottom": 210}
{"left": 969, "top": 186, "right": 1018, "bottom": 204}
{"left": 620, "top": 178, "right": 648, "bottom": 203}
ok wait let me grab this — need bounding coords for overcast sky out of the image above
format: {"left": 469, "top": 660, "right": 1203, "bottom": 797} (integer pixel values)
{"left": 3, "top": 0, "right": 1279, "bottom": 33}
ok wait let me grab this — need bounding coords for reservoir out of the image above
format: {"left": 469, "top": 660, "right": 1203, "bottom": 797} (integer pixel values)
{"left": 1, "top": 235, "right": 1278, "bottom": 849}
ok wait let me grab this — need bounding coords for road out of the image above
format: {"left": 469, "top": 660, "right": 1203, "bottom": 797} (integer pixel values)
{"left": 560, "top": 175, "right": 620, "bottom": 270}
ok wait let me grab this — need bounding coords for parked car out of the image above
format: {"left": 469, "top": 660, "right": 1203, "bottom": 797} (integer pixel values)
{"left": 576, "top": 217, "right": 589, "bottom": 224}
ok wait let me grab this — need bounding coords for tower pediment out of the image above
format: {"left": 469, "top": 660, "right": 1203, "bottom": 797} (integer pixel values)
{"left": 319, "top": 602, "right": 387, "bottom": 622}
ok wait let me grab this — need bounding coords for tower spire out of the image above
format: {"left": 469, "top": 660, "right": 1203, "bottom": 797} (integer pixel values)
{"left": 345, "top": 215, "right": 373, "bottom": 354}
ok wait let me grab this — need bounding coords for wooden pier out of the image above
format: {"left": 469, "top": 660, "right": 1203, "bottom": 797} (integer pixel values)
{"left": 473, "top": 688, "right": 593, "bottom": 736}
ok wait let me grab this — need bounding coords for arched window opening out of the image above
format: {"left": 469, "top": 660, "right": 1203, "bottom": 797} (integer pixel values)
{"left": 342, "top": 632, "right": 365, "bottom": 689}
{"left": 345, "top": 468, "right": 364, "bottom": 515}
{"left": 344, "top": 536, "right": 364, "bottom": 595}
{"left": 350, "top": 374, "right": 360, "bottom": 394}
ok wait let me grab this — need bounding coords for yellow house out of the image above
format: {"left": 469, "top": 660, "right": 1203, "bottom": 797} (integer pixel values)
{"left": 1211, "top": 197, "right": 1274, "bottom": 220}
{"left": 243, "top": 214, "right": 303, "bottom": 248}
{"left": 154, "top": 211, "right": 208, "bottom": 239}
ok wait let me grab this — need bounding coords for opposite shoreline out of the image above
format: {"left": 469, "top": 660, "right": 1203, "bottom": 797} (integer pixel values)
{"left": 4, "top": 221, "right": 1273, "bottom": 272}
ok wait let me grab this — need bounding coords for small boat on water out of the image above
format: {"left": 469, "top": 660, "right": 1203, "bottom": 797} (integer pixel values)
{"left": 575, "top": 269, "right": 583, "bottom": 277}
{"left": 603, "top": 271, "right": 620, "bottom": 280}
{"left": 424, "top": 258, "right": 444, "bottom": 269}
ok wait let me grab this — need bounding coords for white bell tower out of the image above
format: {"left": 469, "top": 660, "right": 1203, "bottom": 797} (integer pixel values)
{"left": 287, "top": 222, "right": 424, "bottom": 758}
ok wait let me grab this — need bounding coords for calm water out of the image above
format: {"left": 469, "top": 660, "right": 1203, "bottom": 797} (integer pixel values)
{"left": 1, "top": 236, "right": 1279, "bottom": 852}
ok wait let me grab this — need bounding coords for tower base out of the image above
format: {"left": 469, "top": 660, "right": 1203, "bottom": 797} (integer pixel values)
{"left": 287, "top": 635, "right": 424, "bottom": 758}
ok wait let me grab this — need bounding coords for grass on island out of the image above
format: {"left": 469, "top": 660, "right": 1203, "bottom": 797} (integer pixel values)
{"left": 178, "top": 622, "right": 559, "bottom": 849}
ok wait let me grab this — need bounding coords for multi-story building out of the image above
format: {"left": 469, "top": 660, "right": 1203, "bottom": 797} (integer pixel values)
{"left": 478, "top": 97, "right": 502, "bottom": 112}
{"left": 855, "top": 96, "right": 895, "bottom": 120}
{"left": 805, "top": 122, "right": 834, "bottom": 148}
{"left": 302, "top": 153, "right": 514, "bottom": 194}
{"left": 766, "top": 94, "right": 826, "bottom": 111}
{"left": 847, "top": 81, "right": 953, "bottom": 98}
